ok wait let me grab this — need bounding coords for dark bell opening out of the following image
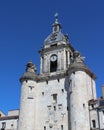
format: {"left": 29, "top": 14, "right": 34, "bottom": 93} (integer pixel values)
{"left": 50, "top": 60, "right": 57, "bottom": 72}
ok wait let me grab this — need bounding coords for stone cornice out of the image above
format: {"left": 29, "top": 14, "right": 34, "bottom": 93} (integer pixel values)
{"left": 39, "top": 44, "right": 74, "bottom": 55}
{"left": 37, "top": 71, "right": 68, "bottom": 82}
{"left": 20, "top": 71, "right": 68, "bottom": 83}
{"left": 0, "top": 115, "right": 19, "bottom": 120}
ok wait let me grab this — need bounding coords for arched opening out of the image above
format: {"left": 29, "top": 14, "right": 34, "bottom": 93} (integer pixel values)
{"left": 50, "top": 60, "right": 57, "bottom": 72}
{"left": 50, "top": 54, "right": 57, "bottom": 72}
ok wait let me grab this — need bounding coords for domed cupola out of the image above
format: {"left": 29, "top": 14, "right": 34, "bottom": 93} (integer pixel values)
{"left": 20, "top": 61, "right": 38, "bottom": 82}
{"left": 44, "top": 13, "right": 69, "bottom": 48}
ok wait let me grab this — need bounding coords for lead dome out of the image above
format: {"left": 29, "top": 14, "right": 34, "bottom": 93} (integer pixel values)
{"left": 44, "top": 16, "right": 69, "bottom": 46}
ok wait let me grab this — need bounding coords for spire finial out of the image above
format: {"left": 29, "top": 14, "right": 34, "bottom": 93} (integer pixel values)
{"left": 54, "top": 13, "right": 59, "bottom": 19}
{"left": 52, "top": 13, "right": 61, "bottom": 33}
{"left": 54, "top": 13, "right": 59, "bottom": 23}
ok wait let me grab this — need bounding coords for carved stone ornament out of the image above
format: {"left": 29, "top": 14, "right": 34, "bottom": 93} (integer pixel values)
{"left": 73, "top": 51, "right": 85, "bottom": 63}
{"left": 26, "top": 61, "right": 37, "bottom": 73}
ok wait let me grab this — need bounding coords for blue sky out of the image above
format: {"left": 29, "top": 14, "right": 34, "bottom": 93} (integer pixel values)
{"left": 0, "top": 0, "right": 104, "bottom": 114}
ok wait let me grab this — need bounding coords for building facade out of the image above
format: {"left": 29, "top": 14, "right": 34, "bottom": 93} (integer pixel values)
{"left": 0, "top": 16, "right": 104, "bottom": 130}
{"left": 0, "top": 110, "right": 19, "bottom": 130}
{"left": 17, "top": 16, "right": 99, "bottom": 130}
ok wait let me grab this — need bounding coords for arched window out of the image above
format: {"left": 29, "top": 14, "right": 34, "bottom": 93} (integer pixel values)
{"left": 50, "top": 54, "right": 57, "bottom": 72}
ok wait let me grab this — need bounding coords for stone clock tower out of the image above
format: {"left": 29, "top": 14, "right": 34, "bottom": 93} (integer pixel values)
{"left": 40, "top": 16, "right": 73, "bottom": 75}
{"left": 18, "top": 15, "right": 98, "bottom": 130}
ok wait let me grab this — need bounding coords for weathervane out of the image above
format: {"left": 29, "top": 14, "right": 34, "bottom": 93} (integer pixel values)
{"left": 54, "top": 13, "right": 59, "bottom": 19}
{"left": 54, "top": 13, "right": 59, "bottom": 23}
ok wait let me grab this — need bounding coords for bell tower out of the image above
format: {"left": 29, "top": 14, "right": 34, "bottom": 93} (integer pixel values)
{"left": 18, "top": 14, "right": 98, "bottom": 130}
{"left": 39, "top": 14, "right": 74, "bottom": 76}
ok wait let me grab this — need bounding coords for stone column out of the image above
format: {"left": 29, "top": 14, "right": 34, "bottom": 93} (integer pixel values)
{"left": 57, "top": 51, "right": 61, "bottom": 71}
{"left": 40, "top": 57, "right": 43, "bottom": 74}
{"left": 63, "top": 49, "right": 66, "bottom": 70}
{"left": 67, "top": 51, "right": 70, "bottom": 66}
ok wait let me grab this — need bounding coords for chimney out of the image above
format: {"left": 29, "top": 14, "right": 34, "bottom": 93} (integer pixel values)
{"left": 102, "top": 84, "right": 104, "bottom": 98}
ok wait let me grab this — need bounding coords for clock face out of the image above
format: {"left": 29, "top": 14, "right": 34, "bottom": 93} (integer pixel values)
{"left": 50, "top": 54, "right": 57, "bottom": 62}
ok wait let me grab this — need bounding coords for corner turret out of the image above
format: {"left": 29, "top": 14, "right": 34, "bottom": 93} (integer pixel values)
{"left": 18, "top": 61, "right": 37, "bottom": 130}
{"left": 68, "top": 51, "right": 97, "bottom": 130}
